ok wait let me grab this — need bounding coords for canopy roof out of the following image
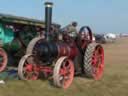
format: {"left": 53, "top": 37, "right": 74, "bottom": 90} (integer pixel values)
{"left": 0, "top": 13, "right": 60, "bottom": 28}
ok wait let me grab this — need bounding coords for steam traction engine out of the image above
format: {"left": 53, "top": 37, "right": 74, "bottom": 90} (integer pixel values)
{"left": 18, "top": 2, "right": 104, "bottom": 89}
{"left": 0, "top": 12, "right": 59, "bottom": 72}
{"left": 0, "top": 14, "right": 39, "bottom": 72}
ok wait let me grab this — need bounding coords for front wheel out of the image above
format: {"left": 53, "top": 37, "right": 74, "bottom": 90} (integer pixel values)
{"left": 53, "top": 56, "right": 74, "bottom": 89}
{"left": 83, "top": 43, "right": 104, "bottom": 80}
{"left": 18, "top": 54, "right": 39, "bottom": 80}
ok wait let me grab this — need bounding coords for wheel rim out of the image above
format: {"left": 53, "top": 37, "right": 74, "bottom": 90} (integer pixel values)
{"left": 54, "top": 57, "right": 74, "bottom": 89}
{"left": 0, "top": 48, "right": 7, "bottom": 72}
{"left": 60, "top": 59, "right": 74, "bottom": 88}
{"left": 18, "top": 54, "right": 39, "bottom": 80}
{"left": 91, "top": 45, "right": 104, "bottom": 80}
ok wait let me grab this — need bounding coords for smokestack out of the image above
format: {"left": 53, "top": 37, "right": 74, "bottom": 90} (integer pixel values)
{"left": 44, "top": 2, "right": 53, "bottom": 41}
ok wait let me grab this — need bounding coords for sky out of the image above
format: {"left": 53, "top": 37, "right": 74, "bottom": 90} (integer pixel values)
{"left": 0, "top": 0, "right": 128, "bottom": 34}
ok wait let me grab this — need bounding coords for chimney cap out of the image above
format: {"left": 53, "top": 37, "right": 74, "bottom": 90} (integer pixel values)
{"left": 45, "top": 2, "right": 53, "bottom": 7}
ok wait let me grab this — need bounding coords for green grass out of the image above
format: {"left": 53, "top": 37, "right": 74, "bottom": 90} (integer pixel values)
{"left": 0, "top": 37, "right": 128, "bottom": 96}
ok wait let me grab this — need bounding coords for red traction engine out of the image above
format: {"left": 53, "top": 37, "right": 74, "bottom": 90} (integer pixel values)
{"left": 18, "top": 2, "right": 104, "bottom": 89}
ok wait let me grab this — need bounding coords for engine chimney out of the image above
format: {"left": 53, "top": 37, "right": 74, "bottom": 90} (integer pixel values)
{"left": 44, "top": 2, "right": 53, "bottom": 41}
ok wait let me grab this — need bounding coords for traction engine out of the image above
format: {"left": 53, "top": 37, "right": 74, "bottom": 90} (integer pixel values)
{"left": 18, "top": 2, "right": 104, "bottom": 89}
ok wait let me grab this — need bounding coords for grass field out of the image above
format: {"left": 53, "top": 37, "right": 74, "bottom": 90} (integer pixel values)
{"left": 0, "top": 37, "right": 128, "bottom": 96}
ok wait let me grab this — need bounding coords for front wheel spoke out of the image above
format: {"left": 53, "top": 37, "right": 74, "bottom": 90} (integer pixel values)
{"left": 23, "top": 68, "right": 27, "bottom": 73}
{"left": 66, "top": 70, "right": 71, "bottom": 75}
{"left": 62, "top": 62, "right": 67, "bottom": 70}
{"left": 66, "top": 64, "right": 71, "bottom": 70}
{"left": 25, "top": 65, "right": 32, "bottom": 71}
{"left": 64, "top": 75, "right": 70, "bottom": 81}
{"left": 59, "top": 75, "right": 64, "bottom": 81}
{"left": 63, "top": 76, "right": 70, "bottom": 86}
{"left": 26, "top": 71, "right": 37, "bottom": 79}
{"left": 60, "top": 69, "right": 65, "bottom": 76}
{"left": 59, "top": 75, "right": 69, "bottom": 85}
{"left": 25, "top": 72, "right": 32, "bottom": 79}
{"left": 32, "top": 72, "right": 38, "bottom": 77}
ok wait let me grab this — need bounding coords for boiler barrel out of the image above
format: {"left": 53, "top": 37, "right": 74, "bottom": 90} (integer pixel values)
{"left": 36, "top": 41, "right": 78, "bottom": 63}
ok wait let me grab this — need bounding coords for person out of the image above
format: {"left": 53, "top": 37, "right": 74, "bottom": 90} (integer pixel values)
{"left": 61, "top": 21, "right": 78, "bottom": 38}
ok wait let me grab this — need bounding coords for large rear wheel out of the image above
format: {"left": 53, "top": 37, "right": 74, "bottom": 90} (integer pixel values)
{"left": 83, "top": 43, "right": 104, "bottom": 80}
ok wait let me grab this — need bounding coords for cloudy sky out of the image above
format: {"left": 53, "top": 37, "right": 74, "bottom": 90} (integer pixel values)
{"left": 0, "top": 0, "right": 127, "bottom": 33}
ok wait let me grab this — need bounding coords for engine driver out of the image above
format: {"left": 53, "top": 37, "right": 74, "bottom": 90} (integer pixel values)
{"left": 61, "top": 21, "right": 78, "bottom": 38}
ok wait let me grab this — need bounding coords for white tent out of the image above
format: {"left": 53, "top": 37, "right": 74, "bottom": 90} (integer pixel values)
{"left": 104, "top": 33, "right": 117, "bottom": 43}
